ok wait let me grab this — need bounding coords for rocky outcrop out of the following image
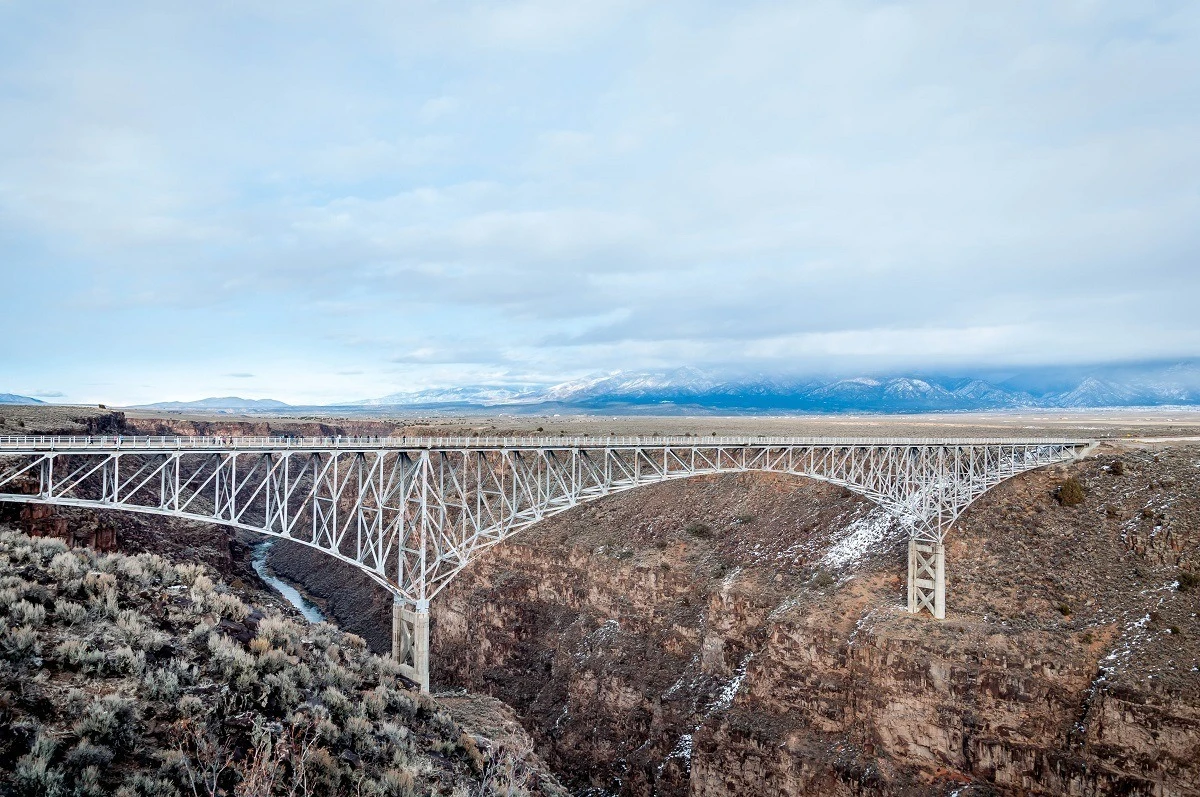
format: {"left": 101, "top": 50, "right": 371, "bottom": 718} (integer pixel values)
{"left": 269, "top": 445, "right": 1200, "bottom": 795}
{"left": 18, "top": 504, "right": 117, "bottom": 551}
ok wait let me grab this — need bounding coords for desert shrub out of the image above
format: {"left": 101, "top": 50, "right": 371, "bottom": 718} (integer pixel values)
{"left": 255, "top": 646, "right": 291, "bottom": 675}
{"left": 72, "top": 765, "right": 107, "bottom": 797}
{"left": 10, "top": 599, "right": 46, "bottom": 627}
{"left": 32, "top": 535, "right": 69, "bottom": 560}
{"left": 256, "top": 614, "right": 299, "bottom": 651}
{"left": 115, "top": 773, "right": 182, "bottom": 797}
{"left": 49, "top": 550, "right": 84, "bottom": 579}
{"left": 458, "top": 733, "right": 485, "bottom": 772}
{"left": 141, "top": 667, "right": 181, "bottom": 701}
{"left": 343, "top": 715, "right": 375, "bottom": 752}
{"left": 379, "top": 722, "right": 410, "bottom": 749}
{"left": 63, "top": 740, "right": 115, "bottom": 774}
{"left": 83, "top": 570, "right": 117, "bottom": 595}
{"left": 94, "top": 553, "right": 123, "bottom": 574}
{"left": 3, "top": 624, "right": 41, "bottom": 660}
{"left": 379, "top": 768, "right": 417, "bottom": 797}
{"left": 187, "top": 621, "right": 214, "bottom": 647}
{"left": 55, "top": 638, "right": 104, "bottom": 672}
{"left": 363, "top": 687, "right": 388, "bottom": 720}
{"left": 208, "top": 633, "right": 255, "bottom": 683}
{"left": 684, "top": 521, "right": 713, "bottom": 539}
{"left": 1058, "top": 603, "right": 1072, "bottom": 616}
{"left": 1057, "top": 477, "right": 1085, "bottom": 507}
{"left": 305, "top": 746, "right": 343, "bottom": 794}
{"left": 104, "top": 645, "right": 146, "bottom": 677}
{"left": 175, "top": 562, "right": 207, "bottom": 587}
{"left": 11, "top": 732, "right": 64, "bottom": 797}
{"left": 55, "top": 598, "right": 88, "bottom": 625}
{"left": 321, "top": 686, "right": 352, "bottom": 720}
{"left": 74, "top": 695, "right": 138, "bottom": 749}
{"left": 0, "top": 587, "right": 21, "bottom": 613}
{"left": 363, "top": 653, "right": 405, "bottom": 682}
{"left": 116, "top": 609, "right": 147, "bottom": 642}
{"left": 1179, "top": 571, "right": 1199, "bottom": 592}
{"left": 1110, "top": 459, "right": 1125, "bottom": 476}
{"left": 381, "top": 688, "right": 419, "bottom": 720}
{"left": 260, "top": 671, "right": 302, "bottom": 715}
{"left": 812, "top": 569, "right": 835, "bottom": 589}
{"left": 177, "top": 695, "right": 205, "bottom": 717}
{"left": 208, "top": 591, "right": 249, "bottom": 621}
{"left": 118, "top": 556, "right": 147, "bottom": 583}
{"left": 189, "top": 574, "right": 216, "bottom": 603}
{"left": 323, "top": 661, "right": 360, "bottom": 691}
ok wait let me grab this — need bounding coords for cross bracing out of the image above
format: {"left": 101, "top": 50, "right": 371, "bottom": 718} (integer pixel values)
{"left": 0, "top": 435, "right": 1095, "bottom": 690}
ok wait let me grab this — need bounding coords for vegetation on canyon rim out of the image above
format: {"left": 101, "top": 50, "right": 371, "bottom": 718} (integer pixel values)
{"left": 0, "top": 529, "right": 553, "bottom": 797}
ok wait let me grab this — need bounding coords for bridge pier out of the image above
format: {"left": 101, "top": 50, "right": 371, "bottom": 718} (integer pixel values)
{"left": 392, "top": 597, "right": 430, "bottom": 692}
{"left": 907, "top": 540, "right": 946, "bottom": 620}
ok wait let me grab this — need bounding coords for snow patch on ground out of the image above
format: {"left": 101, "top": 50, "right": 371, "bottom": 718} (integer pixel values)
{"left": 708, "top": 653, "right": 754, "bottom": 713}
{"left": 658, "top": 733, "right": 694, "bottom": 774}
{"left": 822, "top": 510, "right": 896, "bottom": 570}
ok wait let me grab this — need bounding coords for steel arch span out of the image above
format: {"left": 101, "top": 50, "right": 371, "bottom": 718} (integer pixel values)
{"left": 0, "top": 435, "right": 1095, "bottom": 690}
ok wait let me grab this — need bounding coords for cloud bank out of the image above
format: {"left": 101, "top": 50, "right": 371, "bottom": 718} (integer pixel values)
{"left": 1, "top": 1, "right": 1198, "bottom": 404}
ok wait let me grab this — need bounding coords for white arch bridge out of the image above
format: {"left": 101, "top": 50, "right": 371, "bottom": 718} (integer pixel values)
{"left": 0, "top": 435, "right": 1094, "bottom": 690}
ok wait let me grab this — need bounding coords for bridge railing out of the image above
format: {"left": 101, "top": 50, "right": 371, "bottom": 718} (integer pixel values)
{"left": 0, "top": 434, "right": 1093, "bottom": 451}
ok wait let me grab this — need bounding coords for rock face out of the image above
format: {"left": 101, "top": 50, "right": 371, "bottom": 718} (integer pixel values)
{"left": 18, "top": 504, "right": 118, "bottom": 551}
{"left": 269, "top": 445, "right": 1200, "bottom": 796}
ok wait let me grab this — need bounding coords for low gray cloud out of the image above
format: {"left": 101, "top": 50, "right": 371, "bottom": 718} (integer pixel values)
{"left": 1, "top": 1, "right": 1198, "bottom": 404}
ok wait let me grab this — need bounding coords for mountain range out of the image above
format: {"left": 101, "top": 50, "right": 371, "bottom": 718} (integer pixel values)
{"left": 321, "top": 360, "right": 1200, "bottom": 413}
{"left": 0, "top": 393, "right": 44, "bottom": 405}
{"left": 9, "top": 360, "right": 1200, "bottom": 414}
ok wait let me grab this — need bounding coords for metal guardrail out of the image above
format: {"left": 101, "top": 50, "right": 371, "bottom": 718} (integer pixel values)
{"left": 0, "top": 434, "right": 1093, "bottom": 451}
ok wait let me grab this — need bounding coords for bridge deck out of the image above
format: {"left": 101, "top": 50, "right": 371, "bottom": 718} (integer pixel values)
{"left": 0, "top": 434, "right": 1092, "bottom": 452}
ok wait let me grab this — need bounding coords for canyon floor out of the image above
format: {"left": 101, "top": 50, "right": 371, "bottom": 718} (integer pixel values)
{"left": 4, "top": 406, "right": 1200, "bottom": 795}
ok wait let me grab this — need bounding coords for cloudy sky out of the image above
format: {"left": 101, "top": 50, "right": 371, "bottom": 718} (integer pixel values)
{"left": 2, "top": 1, "right": 1199, "bottom": 405}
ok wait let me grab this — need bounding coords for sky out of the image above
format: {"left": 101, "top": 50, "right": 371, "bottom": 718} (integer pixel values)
{"left": 2, "top": 1, "right": 1199, "bottom": 406}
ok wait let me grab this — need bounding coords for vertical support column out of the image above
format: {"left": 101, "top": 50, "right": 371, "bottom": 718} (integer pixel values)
{"left": 934, "top": 543, "right": 946, "bottom": 620}
{"left": 391, "top": 596, "right": 431, "bottom": 693}
{"left": 907, "top": 538, "right": 917, "bottom": 613}
{"left": 391, "top": 595, "right": 407, "bottom": 663}
{"left": 907, "top": 535, "right": 941, "bottom": 619}
{"left": 413, "top": 600, "right": 430, "bottom": 693}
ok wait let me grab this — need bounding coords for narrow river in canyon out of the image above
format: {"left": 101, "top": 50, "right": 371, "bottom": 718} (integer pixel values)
{"left": 250, "top": 538, "right": 327, "bottom": 623}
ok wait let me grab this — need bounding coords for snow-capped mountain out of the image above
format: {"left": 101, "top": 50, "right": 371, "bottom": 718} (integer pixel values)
{"left": 539, "top": 367, "right": 725, "bottom": 404}
{"left": 343, "top": 385, "right": 541, "bottom": 407}
{"left": 348, "top": 359, "right": 1200, "bottom": 412}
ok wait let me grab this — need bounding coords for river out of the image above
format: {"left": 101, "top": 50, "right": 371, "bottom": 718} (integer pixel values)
{"left": 250, "top": 539, "right": 326, "bottom": 623}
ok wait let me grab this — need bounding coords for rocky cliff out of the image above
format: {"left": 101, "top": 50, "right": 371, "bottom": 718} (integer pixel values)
{"left": 256, "top": 445, "right": 1200, "bottom": 794}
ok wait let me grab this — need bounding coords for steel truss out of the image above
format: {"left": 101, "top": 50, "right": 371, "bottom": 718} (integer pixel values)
{"left": 0, "top": 435, "right": 1094, "bottom": 689}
